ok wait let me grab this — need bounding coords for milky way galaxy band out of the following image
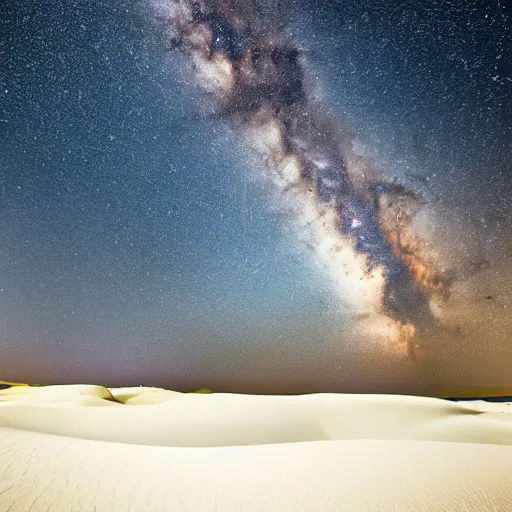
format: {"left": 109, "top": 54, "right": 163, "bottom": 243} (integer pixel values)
{"left": 154, "top": 0, "right": 450, "bottom": 358}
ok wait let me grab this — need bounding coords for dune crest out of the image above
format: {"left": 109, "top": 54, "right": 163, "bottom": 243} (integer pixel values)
{"left": 1, "top": 385, "right": 512, "bottom": 511}
{"left": 1, "top": 385, "right": 511, "bottom": 448}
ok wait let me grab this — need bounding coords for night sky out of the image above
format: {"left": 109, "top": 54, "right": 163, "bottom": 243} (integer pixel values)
{"left": 1, "top": 0, "right": 511, "bottom": 394}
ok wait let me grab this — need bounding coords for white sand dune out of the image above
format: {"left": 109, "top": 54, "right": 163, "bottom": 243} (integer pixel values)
{"left": 1, "top": 385, "right": 511, "bottom": 511}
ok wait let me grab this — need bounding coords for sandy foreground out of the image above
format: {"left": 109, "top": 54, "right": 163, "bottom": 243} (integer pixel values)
{"left": 0, "top": 385, "right": 511, "bottom": 511}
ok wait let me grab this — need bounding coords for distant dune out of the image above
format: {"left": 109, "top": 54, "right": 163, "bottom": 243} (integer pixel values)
{"left": 439, "top": 386, "right": 512, "bottom": 399}
{"left": 1, "top": 384, "right": 511, "bottom": 511}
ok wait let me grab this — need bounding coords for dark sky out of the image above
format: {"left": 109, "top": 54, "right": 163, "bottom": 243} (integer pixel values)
{"left": 1, "top": 0, "right": 511, "bottom": 394}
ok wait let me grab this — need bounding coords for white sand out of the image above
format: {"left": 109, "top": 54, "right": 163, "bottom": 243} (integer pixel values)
{"left": 1, "top": 385, "right": 511, "bottom": 511}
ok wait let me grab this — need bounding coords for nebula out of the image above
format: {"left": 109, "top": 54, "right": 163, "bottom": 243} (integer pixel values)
{"left": 154, "top": 0, "right": 450, "bottom": 358}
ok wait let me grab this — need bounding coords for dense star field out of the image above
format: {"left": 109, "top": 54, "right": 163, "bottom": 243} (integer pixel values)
{"left": 1, "top": 0, "right": 511, "bottom": 393}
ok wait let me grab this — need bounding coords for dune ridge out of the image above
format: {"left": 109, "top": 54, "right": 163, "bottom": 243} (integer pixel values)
{"left": 1, "top": 385, "right": 511, "bottom": 511}
{"left": 1, "top": 384, "right": 511, "bottom": 447}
